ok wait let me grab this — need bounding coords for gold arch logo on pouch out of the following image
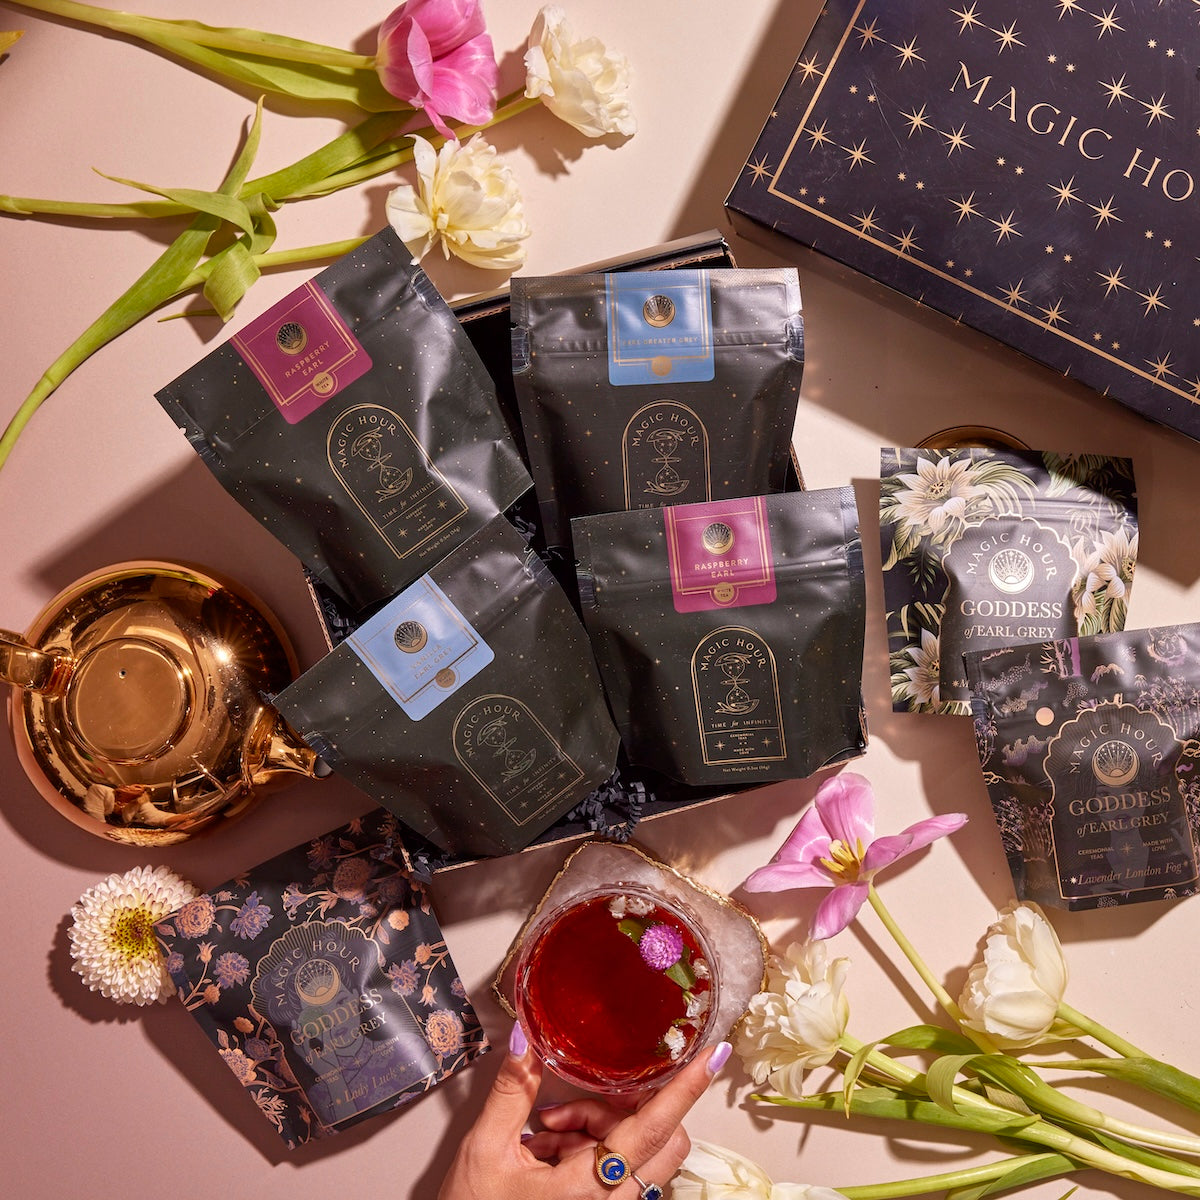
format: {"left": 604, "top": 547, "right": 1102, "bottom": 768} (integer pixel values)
{"left": 453, "top": 695, "right": 586, "bottom": 824}
{"left": 276, "top": 321, "right": 308, "bottom": 354}
{"left": 1041, "top": 701, "right": 1197, "bottom": 903}
{"left": 691, "top": 626, "right": 786, "bottom": 767}
{"left": 623, "top": 400, "right": 711, "bottom": 507}
{"left": 642, "top": 294, "right": 676, "bottom": 327}
{"left": 393, "top": 620, "right": 428, "bottom": 654}
{"left": 328, "top": 403, "right": 467, "bottom": 559}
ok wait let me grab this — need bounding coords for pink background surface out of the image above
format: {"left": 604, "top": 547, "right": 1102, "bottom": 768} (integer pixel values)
{"left": 1, "top": 2, "right": 1198, "bottom": 1198}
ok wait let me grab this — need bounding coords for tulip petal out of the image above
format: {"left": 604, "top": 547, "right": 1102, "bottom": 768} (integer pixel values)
{"left": 743, "top": 860, "right": 833, "bottom": 893}
{"left": 811, "top": 882, "right": 868, "bottom": 940}
{"left": 862, "top": 814, "right": 968, "bottom": 873}
{"left": 812, "top": 772, "right": 877, "bottom": 848}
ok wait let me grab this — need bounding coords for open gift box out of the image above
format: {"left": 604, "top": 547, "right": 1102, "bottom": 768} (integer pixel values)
{"left": 299, "top": 231, "right": 865, "bottom": 872}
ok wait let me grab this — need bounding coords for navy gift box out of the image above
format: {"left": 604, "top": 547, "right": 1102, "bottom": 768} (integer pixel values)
{"left": 726, "top": 0, "right": 1200, "bottom": 440}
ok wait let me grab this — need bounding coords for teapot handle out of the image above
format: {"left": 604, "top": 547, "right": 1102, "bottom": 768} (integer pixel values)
{"left": 0, "top": 630, "right": 73, "bottom": 695}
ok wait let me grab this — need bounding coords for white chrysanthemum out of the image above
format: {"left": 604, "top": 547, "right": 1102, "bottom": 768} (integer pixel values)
{"left": 734, "top": 941, "right": 850, "bottom": 1098}
{"left": 385, "top": 133, "right": 530, "bottom": 271}
{"left": 68, "top": 865, "right": 199, "bottom": 1006}
{"left": 524, "top": 6, "right": 636, "bottom": 138}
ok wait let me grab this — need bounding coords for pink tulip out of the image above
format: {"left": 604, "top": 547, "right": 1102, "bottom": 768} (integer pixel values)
{"left": 375, "top": 0, "right": 499, "bottom": 139}
{"left": 744, "top": 772, "right": 968, "bottom": 940}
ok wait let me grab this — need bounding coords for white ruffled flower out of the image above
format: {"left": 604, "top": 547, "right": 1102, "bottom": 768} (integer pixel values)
{"left": 734, "top": 941, "right": 850, "bottom": 1098}
{"left": 959, "top": 901, "right": 1069, "bottom": 1048}
{"left": 68, "top": 865, "right": 199, "bottom": 1006}
{"left": 386, "top": 134, "right": 530, "bottom": 270}
{"left": 524, "top": 6, "right": 636, "bottom": 138}
{"left": 671, "top": 1140, "right": 844, "bottom": 1200}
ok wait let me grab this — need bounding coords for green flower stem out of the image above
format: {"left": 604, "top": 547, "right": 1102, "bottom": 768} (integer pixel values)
{"left": 179, "top": 237, "right": 367, "bottom": 290}
{"left": 1057, "top": 1000, "right": 1147, "bottom": 1059}
{"left": 832, "top": 1153, "right": 1077, "bottom": 1200}
{"left": 866, "top": 885, "right": 999, "bottom": 1055}
{"left": 9, "top": 0, "right": 371, "bottom": 68}
{"left": 286, "top": 90, "right": 542, "bottom": 200}
{"left": 763, "top": 1088, "right": 1200, "bottom": 1194}
{"left": 1, "top": 109, "right": 409, "bottom": 221}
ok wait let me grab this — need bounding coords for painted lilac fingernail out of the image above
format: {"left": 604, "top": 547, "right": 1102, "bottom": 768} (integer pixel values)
{"left": 509, "top": 1020, "right": 529, "bottom": 1058}
{"left": 706, "top": 1041, "right": 732, "bottom": 1075}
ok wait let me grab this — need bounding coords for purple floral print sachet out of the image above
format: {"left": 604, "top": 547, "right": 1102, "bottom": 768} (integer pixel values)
{"left": 155, "top": 807, "right": 489, "bottom": 1148}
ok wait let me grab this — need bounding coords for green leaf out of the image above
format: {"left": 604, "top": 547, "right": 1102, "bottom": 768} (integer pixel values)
{"left": 617, "top": 919, "right": 646, "bottom": 942}
{"left": 95, "top": 173, "right": 257, "bottom": 234}
{"left": 1055, "top": 1057, "right": 1200, "bottom": 1113}
{"left": 756, "top": 1085, "right": 1040, "bottom": 1137}
{"left": 665, "top": 960, "right": 696, "bottom": 990}
{"left": 884, "top": 1024, "right": 980, "bottom": 1055}
{"left": 148, "top": 32, "right": 400, "bottom": 111}
{"left": 202, "top": 241, "right": 260, "bottom": 321}
{"left": 926, "top": 1053, "right": 985, "bottom": 1112}
{"left": 842, "top": 1039, "right": 879, "bottom": 1114}
{"left": 946, "top": 1156, "right": 1079, "bottom": 1200}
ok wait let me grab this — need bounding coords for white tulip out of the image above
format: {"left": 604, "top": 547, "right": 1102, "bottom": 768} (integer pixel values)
{"left": 524, "top": 6, "right": 636, "bottom": 138}
{"left": 386, "top": 134, "right": 530, "bottom": 270}
{"left": 959, "top": 901, "right": 1069, "bottom": 1048}
{"left": 671, "top": 1140, "right": 844, "bottom": 1200}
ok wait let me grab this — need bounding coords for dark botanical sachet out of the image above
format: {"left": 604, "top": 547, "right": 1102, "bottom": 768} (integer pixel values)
{"left": 154, "top": 807, "right": 488, "bottom": 1148}
{"left": 155, "top": 226, "right": 532, "bottom": 613}
{"left": 879, "top": 447, "right": 1138, "bottom": 715}
{"left": 572, "top": 488, "right": 867, "bottom": 787}
{"left": 272, "top": 515, "right": 621, "bottom": 858}
{"left": 964, "top": 626, "right": 1200, "bottom": 912}
{"left": 510, "top": 267, "right": 804, "bottom": 549}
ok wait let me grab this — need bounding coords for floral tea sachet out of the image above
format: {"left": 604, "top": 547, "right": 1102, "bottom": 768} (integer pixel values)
{"left": 155, "top": 808, "right": 487, "bottom": 1147}
{"left": 880, "top": 448, "right": 1137, "bottom": 715}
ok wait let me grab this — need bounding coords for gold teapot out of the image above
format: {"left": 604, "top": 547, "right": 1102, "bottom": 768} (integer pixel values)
{"left": 1, "top": 560, "right": 325, "bottom": 847}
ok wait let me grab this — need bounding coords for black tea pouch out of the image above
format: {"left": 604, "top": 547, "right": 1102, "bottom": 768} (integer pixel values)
{"left": 510, "top": 267, "right": 804, "bottom": 549}
{"left": 965, "top": 626, "right": 1200, "bottom": 911}
{"left": 573, "top": 488, "right": 867, "bottom": 787}
{"left": 272, "top": 515, "right": 621, "bottom": 858}
{"left": 155, "top": 807, "right": 488, "bottom": 1148}
{"left": 156, "top": 227, "right": 532, "bottom": 613}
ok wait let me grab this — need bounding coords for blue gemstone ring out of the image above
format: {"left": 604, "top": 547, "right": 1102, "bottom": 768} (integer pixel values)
{"left": 633, "top": 1173, "right": 664, "bottom": 1200}
{"left": 593, "top": 1144, "right": 630, "bottom": 1187}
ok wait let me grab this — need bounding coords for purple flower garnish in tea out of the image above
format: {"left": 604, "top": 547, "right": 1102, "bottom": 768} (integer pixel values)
{"left": 638, "top": 923, "right": 684, "bottom": 971}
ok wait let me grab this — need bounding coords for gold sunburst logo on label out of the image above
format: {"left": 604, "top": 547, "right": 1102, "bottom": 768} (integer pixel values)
{"left": 276, "top": 321, "right": 308, "bottom": 354}
{"left": 394, "top": 620, "right": 428, "bottom": 653}
{"left": 643, "top": 294, "right": 676, "bottom": 327}
{"left": 701, "top": 522, "right": 735, "bottom": 555}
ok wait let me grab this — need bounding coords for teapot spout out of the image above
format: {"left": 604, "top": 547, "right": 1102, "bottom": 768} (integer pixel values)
{"left": 0, "top": 629, "right": 73, "bottom": 695}
{"left": 242, "top": 706, "right": 327, "bottom": 788}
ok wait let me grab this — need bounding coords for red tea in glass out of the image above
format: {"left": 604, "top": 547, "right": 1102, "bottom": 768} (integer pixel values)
{"left": 514, "top": 885, "right": 718, "bottom": 1092}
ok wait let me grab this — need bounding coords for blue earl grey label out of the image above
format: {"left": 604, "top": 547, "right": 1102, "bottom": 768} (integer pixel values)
{"left": 606, "top": 271, "right": 716, "bottom": 386}
{"left": 250, "top": 920, "right": 438, "bottom": 1128}
{"left": 348, "top": 575, "right": 493, "bottom": 720}
{"left": 940, "top": 517, "right": 1077, "bottom": 701}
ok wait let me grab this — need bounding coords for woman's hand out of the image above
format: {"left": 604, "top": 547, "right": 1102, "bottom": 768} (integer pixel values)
{"left": 438, "top": 1021, "right": 732, "bottom": 1200}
